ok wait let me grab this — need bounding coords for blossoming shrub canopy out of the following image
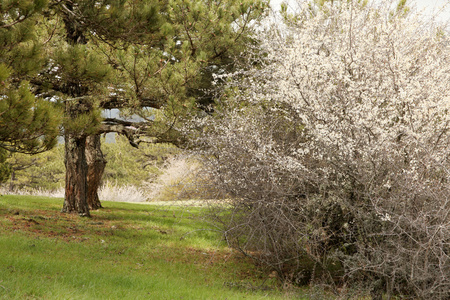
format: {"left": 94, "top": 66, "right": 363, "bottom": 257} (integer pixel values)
{"left": 194, "top": 0, "right": 450, "bottom": 298}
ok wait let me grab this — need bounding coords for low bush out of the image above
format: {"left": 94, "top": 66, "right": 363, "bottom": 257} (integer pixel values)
{"left": 145, "top": 156, "right": 221, "bottom": 202}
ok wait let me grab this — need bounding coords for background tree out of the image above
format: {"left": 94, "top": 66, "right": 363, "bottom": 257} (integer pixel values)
{"left": 4, "top": 144, "right": 65, "bottom": 192}
{"left": 1, "top": 136, "right": 177, "bottom": 195}
{"left": 193, "top": 0, "right": 450, "bottom": 298}
{"left": 0, "top": 149, "right": 10, "bottom": 184}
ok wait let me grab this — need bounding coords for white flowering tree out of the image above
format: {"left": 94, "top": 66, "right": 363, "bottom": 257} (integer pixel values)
{"left": 193, "top": 0, "right": 450, "bottom": 298}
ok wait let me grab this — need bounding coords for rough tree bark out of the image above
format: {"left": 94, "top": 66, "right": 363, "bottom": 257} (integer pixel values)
{"left": 86, "top": 134, "right": 106, "bottom": 210}
{"left": 62, "top": 133, "right": 90, "bottom": 217}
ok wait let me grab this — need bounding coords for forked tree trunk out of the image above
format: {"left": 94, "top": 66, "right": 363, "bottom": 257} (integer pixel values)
{"left": 62, "top": 134, "right": 90, "bottom": 217}
{"left": 86, "top": 134, "right": 106, "bottom": 210}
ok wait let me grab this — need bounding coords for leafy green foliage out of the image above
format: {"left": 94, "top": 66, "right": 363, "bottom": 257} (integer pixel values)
{"left": 0, "top": 81, "right": 61, "bottom": 152}
{"left": 0, "top": 0, "right": 61, "bottom": 179}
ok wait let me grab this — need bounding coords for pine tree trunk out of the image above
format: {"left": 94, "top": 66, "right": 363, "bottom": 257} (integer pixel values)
{"left": 86, "top": 134, "right": 106, "bottom": 210}
{"left": 60, "top": 7, "right": 92, "bottom": 217}
{"left": 62, "top": 134, "right": 90, "bottom": 217}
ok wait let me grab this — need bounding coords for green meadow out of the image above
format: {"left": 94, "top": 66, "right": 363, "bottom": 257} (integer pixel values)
{"left": 0, "top": 195, "right": 302, "bottom": 300}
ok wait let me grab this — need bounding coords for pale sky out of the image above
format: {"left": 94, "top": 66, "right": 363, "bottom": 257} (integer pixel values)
{"left": 415, "top": 0, "right": 448, "bottom": 11}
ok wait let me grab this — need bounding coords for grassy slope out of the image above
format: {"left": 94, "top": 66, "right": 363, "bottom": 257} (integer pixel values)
{"left": 0, "top": 195, "right": 297, "bottom": 300}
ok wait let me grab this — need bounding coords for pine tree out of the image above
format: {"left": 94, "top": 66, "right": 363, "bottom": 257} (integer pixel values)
{"left": 0, "top": 0, "right": 61, "bottom": 183}
{"left": 21, "top": 0, "right": 268, "bottom": 216}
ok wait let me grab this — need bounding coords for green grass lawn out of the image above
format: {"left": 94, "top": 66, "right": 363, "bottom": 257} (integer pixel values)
{"left": 0, "top": 195, "right": 301, "bottom": 300}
